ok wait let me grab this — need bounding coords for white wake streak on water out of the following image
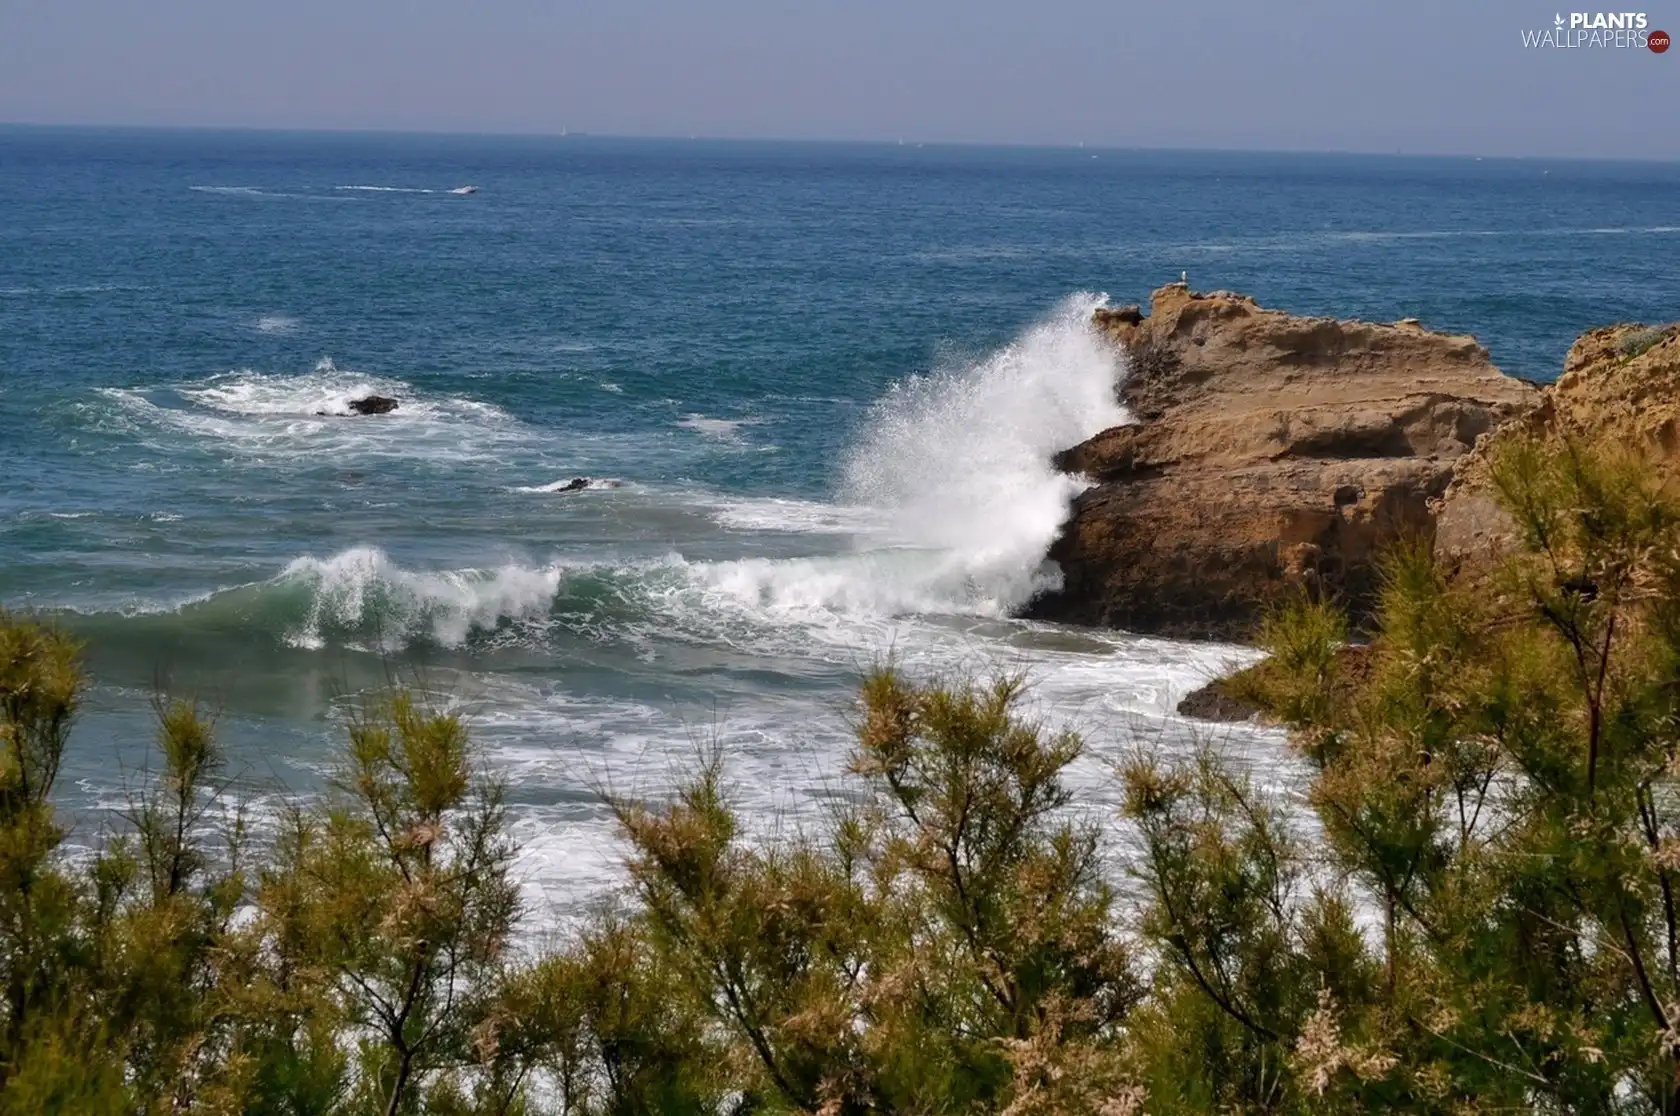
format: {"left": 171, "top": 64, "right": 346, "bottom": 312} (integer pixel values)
{"left": 336, "top": 185, "right": 435, "bottom": 193}
{"left": 336, "top": 185, "right": 479, "bottom": 195}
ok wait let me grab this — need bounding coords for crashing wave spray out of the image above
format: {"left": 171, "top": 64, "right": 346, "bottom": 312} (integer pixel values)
{"left": 685, "top": 293, "right": 1129, "bottom": 626}
{"left": 82, "top": 296, "right": 1132, "bottom": 655}
{"left": 835, "top": 293, "right": 1128, "bottom": 615}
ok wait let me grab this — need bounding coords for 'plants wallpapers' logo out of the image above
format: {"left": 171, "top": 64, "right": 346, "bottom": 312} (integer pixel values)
{"left": 1522, "top": 11, "right": 1669, "bottom": 48}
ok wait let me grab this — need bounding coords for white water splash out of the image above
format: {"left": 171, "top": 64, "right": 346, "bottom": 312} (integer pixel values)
{"left": 278, "top": 546, "right": 565, "bottom": 650}
{"left": 836, "top": 292, "right": 1129, "bottom": 615}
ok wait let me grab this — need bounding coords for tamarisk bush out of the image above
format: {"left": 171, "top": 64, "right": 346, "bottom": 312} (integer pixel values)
{"left": 8, "top": 431, "right": 1680, "bottom": 1113}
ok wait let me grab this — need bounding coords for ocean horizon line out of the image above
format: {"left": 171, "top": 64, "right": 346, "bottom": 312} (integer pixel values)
{"left": 3, "top": 120, "right": 1679, "bottom": 168}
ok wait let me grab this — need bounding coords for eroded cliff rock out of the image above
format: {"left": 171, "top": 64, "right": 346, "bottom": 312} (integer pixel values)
{"left": 1026, "top": 284, "right": 1539, "bottom": 640}
{"left": 1434, "top": 320, "right": 1680, "bottom": 573}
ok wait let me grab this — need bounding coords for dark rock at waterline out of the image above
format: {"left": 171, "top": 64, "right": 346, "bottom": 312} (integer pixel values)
{"left": 1175, "top": 679, "right": 1262, "bottom": 723}
{"left": 541, "top": 477, "right": 624, "bottom": 493}
{"left": 314, "top": 396, "right": 400, "bottom": 417}
{"left": 347, "top": 395, "right": 399, "bottom": 415}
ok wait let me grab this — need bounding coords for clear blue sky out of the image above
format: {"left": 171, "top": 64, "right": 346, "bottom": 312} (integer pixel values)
{"left": 1, "top": 0, "right": 1674, "bottom": 158}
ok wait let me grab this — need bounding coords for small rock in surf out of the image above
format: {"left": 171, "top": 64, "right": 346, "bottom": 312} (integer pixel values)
{"left": 346, "top": 395, "right": 399, "bottom": 415}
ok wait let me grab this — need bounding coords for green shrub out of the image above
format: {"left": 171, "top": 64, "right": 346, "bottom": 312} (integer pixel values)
{"left": 10, "top": 427, "right": 1680, "bottom": 1112}
{"left": 1617, "top": 327, "right": 1669, "bottom": 360}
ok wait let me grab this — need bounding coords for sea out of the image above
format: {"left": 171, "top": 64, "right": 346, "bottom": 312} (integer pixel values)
{"left": 3, "top": 127, "right": 1678, "bottom": 915}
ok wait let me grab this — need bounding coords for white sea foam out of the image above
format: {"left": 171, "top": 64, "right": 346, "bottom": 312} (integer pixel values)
{"left": 100, "top": 359, "right": 532, "bottom": 464}
{"left": 676, "top": 414, "right": 753, "bottom": 441}
{"left": 219, "top": 297, "right": 1132, "bottom": 653}
{"left": 466, "top": 612, "right": 1274, "bottom": 915}
{"left": 255, "top": 315, "right": 299, "bottom": 334}
{"left": 180, "top": 358, "right": 403, "bottom": 416}
{"left": 706, "top": 495, "right": 881, "bottom": 535}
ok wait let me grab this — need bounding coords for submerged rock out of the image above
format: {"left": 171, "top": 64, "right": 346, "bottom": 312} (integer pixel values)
{"left": 346, "top": 395, "right": 399, "bottom": 415}
{"left": 1026, "top": 284, "right": 1538, "bottom": 641}
{"left": 1175, "top": 678, "right": 1262, "bottom": 723}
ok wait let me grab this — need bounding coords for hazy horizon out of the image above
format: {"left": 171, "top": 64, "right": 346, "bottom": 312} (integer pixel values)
{"left": 7, "top": 121, "right": 1680, "bottom": 165}
{"left": 2, "top": 1, "right": 1675, "bottom": 160}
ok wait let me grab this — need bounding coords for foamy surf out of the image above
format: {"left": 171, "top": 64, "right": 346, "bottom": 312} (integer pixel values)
{"left": 179, "top": 359, "right": 409, "bottom": 416}
{"left": 42, "top": 291, "right": 1283, "bottom": 923}
{"left": 677, "top": 414, "right": 755, "bottom": 442}
{"left": 81, "top": 296, "right": 1135, "bottom": 655}
{"left": 97, "top": 359, "right": 534, "bottom": 465}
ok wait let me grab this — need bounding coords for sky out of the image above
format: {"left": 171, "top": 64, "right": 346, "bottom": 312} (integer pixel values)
{"left": 0, "top": 0, "right": 1674, "bottom": 159}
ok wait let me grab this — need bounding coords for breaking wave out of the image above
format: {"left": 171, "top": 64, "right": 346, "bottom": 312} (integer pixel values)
{"left": 66, "top": 294, "right": 1132, "bottom": 655}
{"left": 838, "top": 291, "right": 1128, "bottom": 614}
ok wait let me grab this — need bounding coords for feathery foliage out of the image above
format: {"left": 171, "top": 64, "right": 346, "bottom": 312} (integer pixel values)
{"left": 7, "top": 431, "right": 1680, "bottom": 1112}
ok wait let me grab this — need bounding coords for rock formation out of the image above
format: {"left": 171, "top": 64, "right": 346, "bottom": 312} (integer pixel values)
{"left": 1025, "top": 284, "right": 1539, "bottom": 641}
{"left": 347, "top": 395, "right": 399, "bottom": 415}
{"left": 1174, "top": 677, "right": 1263, "bottom": 723}
{"left": 1434, "top": 320, "right": 1680, "bottom": 573}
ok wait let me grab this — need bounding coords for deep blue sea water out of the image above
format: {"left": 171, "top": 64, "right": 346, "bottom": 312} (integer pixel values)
{"left": 4, "top": 127, "right": 1678, "bottom": 910}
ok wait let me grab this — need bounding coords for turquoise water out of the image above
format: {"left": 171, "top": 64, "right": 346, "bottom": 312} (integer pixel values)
{"left": 4, "top": 128, "right": 1678, "bottom": 908}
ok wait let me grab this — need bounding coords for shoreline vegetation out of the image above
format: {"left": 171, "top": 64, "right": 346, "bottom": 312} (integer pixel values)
{"left": 12, "top": 424, "right": 1680, "bottom": 1112}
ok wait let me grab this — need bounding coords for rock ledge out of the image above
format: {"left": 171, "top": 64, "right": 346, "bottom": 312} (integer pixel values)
{"left": 1025, "top": 284, "right": 1539, "bottom": 640}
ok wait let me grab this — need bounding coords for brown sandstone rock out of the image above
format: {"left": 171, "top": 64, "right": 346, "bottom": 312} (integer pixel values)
{"left": 1434, "top": 321, "right": 1680, "bottom": 573}
{"left": 1025, "top": 284, "right": 1539, "bottom": 640}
